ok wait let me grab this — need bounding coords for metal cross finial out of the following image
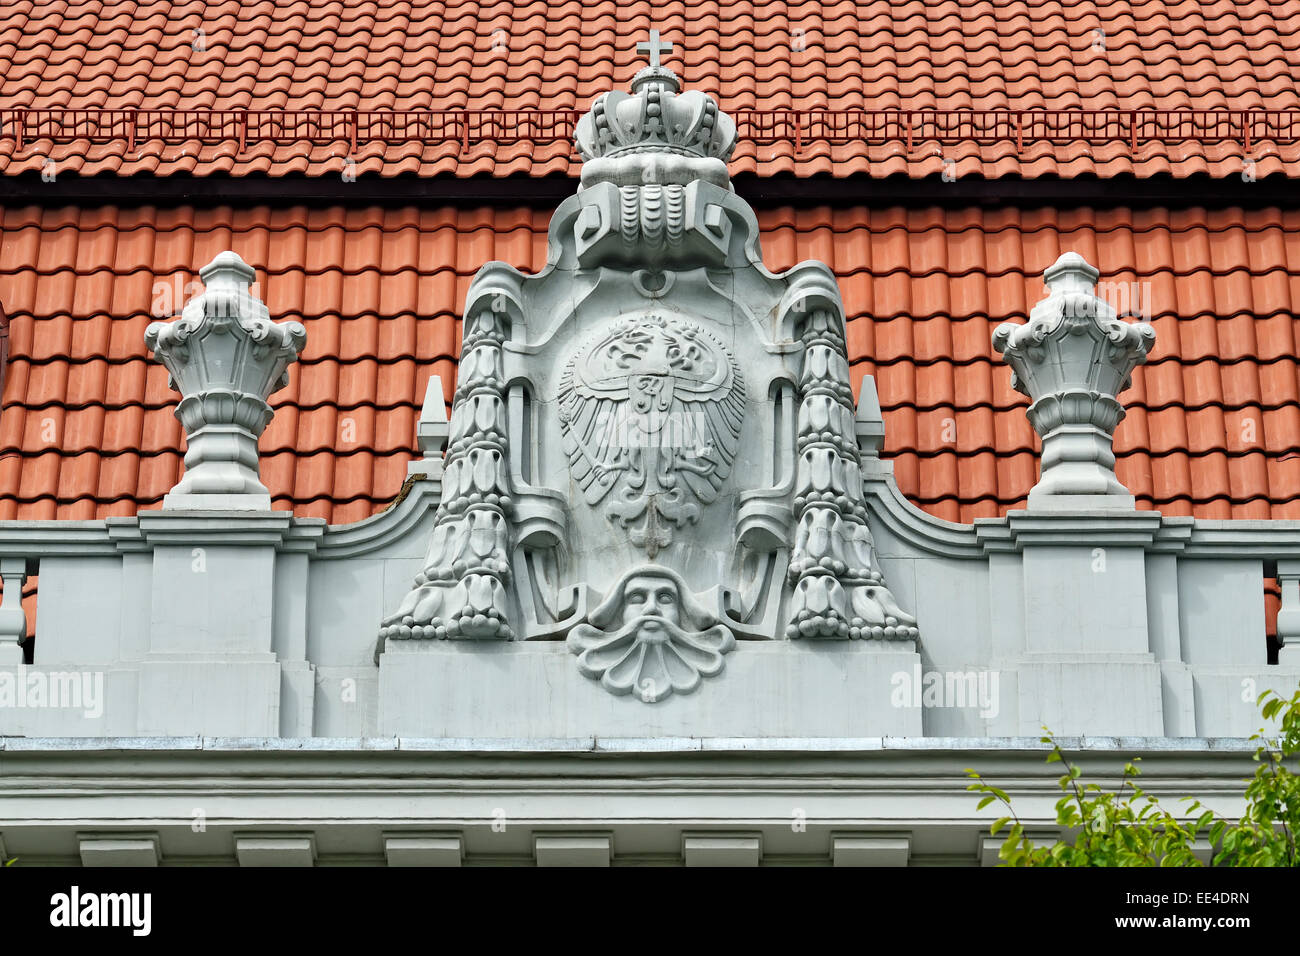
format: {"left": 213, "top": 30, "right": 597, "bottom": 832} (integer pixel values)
{"left": 637, "top": 29, "right": 673, "bottom": 69}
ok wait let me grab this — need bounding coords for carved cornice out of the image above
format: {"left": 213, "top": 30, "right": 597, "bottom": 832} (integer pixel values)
{"left": 973, "top": 510, "right": 1166, "bottom": 553}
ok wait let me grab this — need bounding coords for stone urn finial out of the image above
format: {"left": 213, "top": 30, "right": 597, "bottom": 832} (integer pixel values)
{"left": 145, "top": 251, "right": 306, "bottom": 510}
{"left": 993, "top": 252, "right": 1155, "bottom": 509}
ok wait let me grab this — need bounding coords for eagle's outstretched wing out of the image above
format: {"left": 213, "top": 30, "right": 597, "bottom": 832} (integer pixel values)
{"left": 557, "top": 319, "right": 747, "bottom": 508}
{"left": 558, "top": 360, "right": 628, "bottom": 505}
{"left": 667, "top": 354, "right": 745, "bottom": 504}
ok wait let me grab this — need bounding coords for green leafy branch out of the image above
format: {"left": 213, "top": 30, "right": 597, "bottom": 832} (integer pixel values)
{"left": 967, "top": 685, "right": 1300, "bottom": 867}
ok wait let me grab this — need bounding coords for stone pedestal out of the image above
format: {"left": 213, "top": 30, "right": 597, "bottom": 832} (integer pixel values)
{"left": 136, "top": 511, "right": 290, "bottom": 737}
{"left": 133, "top": 251, "right": 306, "bottom": 736}
{"left": 379, "top": 640, "right": 922, "bottom": 738}
{"left": 990, "top": 254, "right": 1165, "bottom": 735}
{"left": 137, "top": 660, "right": 281, "bottom": 736}
{"left": 1015, "top": 660, "right": 1164, "bottom": 736}
{"left": 1001, "top": 511, "right": 1166, "bottom": 736}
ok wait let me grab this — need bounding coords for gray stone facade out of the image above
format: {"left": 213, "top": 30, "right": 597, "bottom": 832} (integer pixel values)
{"left": 1, "top": 62, "right": 1297, "bottom": 865}
{"left": 2, "top": 67, "right": 1297, "bottom": 741}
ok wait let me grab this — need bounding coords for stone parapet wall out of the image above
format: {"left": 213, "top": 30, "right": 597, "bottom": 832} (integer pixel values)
{"left": 2, "top": 467, "right": 1297, "bottom": 739}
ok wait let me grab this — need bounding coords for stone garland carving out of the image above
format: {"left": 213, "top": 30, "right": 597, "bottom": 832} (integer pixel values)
{"left": 785, "top": 308, "right": 919, "bottom": 641}
{"left": 378, "top": 307, "right": 516, "bottom": 642}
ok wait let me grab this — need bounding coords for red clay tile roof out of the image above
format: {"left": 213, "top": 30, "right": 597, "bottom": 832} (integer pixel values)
{"left": 2, "top": 0, "right": 1299, "bottom": 179}
{"left": 2, "top": 202, "right": 1298, "bottom": 525}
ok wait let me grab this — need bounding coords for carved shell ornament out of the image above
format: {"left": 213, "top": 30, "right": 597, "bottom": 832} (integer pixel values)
{"left": 568, "top": 565, "right": 736, "bottom": 703}
{"left": 557, "top": 313, "right": 745, "bottom": 558}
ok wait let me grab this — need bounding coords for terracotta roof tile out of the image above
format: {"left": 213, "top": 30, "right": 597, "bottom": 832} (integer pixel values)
{"left": 1, "top": 2, "right": 1299, "bottom": 179}
{"left": 1260, "top": 360, "right": 1300, "bottom": 406}
{"left": 2, "top": 202, "right": 1299, "bottom": 521}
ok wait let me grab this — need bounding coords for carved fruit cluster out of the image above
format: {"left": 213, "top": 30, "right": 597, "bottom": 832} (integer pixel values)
{"left": 378, "top": 306, "right": 516, "bottom": 643}
{"left": 785, "top": 309, "right": 919, "bottom": 642}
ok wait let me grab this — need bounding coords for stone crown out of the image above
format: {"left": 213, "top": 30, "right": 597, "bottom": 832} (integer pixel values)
{"left": 574, "top": 66, "right": 737, "bottom": 163}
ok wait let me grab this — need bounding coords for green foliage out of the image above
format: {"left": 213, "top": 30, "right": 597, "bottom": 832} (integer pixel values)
{"left": 966, "top": 685, "right": 1300, "bottom": 867}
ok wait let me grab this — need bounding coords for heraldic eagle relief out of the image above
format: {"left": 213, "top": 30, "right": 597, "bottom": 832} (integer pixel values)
{"left": 378, "top": 36, "right": 919, "bottom": 706}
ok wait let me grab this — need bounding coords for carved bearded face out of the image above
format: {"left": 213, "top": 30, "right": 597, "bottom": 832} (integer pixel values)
{"left": 567, "top": 565, "right": 736, "bottom": 702}
{"left": 621, "top": 573, "right": 681, "bottom": 637}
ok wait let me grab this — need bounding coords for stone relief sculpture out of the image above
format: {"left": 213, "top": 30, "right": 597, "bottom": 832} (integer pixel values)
{"left": 378, "top": 37, "right": 919, "bottom": 700}
{"left": 557, "top": 314, "right": 745, "bottom": 557}
{"left": 380, "top": 306, "right": 515, "bottom": 640}
{"left": 569, "top": 565, "right": 736, "bottom": 701}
